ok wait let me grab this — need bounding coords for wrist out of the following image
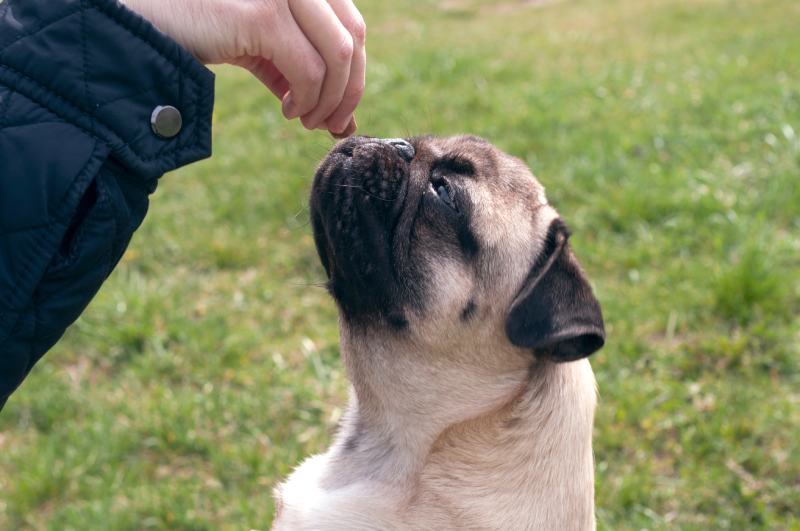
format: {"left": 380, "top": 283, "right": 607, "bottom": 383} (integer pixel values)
{"left": 119, "top": 0, "right": 201, "bottom": 60}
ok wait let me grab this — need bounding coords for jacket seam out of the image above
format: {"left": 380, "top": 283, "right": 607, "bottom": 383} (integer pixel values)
{"left": 0, "top": 86, "right": 11, "bottom": 127}
{"left": 0, "top": 64, "right": 199, "bottom": 163}
{"left": 29, "top": 305, "right": 40, "bottom": 376}
{"left": 87, "top": 2, "right": 209, "bottom": 104}
{"left": 0, "top": 142, "right": 107, "bottom": 311}
{"left": 81, "top": 0, "right": 96, "bottom": 136}
{"left": 50, "top": 180, "right": 109, "bottom": 270}
{"left": 0, "top": 121, "right": 67, "bottom": 134}
{"left": 0, "top": 0, "right": 209, "bottom": 165}
{"left": 43, "top": 181, "right": 117, "bottom": 287}
{"left": 0, "top": 222, "right": 51, "bottom": 238}
{"left": 102, "top": 194, "right": 117, "bottom": 279}
{"left": 84, "top": 0, "right": 211, "bottom": 151}
{"left": 176, "top": 49, "right": 185, "bottom": 170}
{"left": 0, "top": 4, "right": 83, "bottom": 52}
{"left": 3, "top": 218, "right": 62, "bottom": 312}
{"left": 89, "top": 2, "right": 195, "bottom": 80}
{"left": 95, "top": 83, "right": 162, "bottom": 110}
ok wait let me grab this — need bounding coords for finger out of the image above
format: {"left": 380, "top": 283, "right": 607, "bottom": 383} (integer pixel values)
{"left": 330, "top": 116, "right": 357, "bottom": 139}
{"left": 322, "top": 0, "right": 366, "bottom": 134}
{"left": 232, "top": 56, "right": 290, "bottom": 100}
{"left": 288, "top": 0, "right": 353, "bottom": 130}
{"left": 265, "top": 10, "right": 327, "bottom": 120}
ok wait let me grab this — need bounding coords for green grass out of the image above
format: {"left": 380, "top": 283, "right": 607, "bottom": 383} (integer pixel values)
{"left": 2, "top": 0, "right": 799, "bottom": 528}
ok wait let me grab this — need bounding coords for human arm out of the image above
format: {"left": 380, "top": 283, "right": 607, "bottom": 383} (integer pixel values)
{"left": 119, "top": 0, "right": 366, "bottom": 136}
{"left": 0, "top": 0, "right": 214, "bottom": 409}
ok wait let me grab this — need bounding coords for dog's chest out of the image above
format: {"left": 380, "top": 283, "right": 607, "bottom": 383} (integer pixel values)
{"left": 273, "top": 454, "right": 403, "bottom": 530}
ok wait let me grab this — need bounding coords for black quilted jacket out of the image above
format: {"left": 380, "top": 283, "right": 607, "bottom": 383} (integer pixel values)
{"left": 0, "top": 0, "right": 215, "bottom": 409}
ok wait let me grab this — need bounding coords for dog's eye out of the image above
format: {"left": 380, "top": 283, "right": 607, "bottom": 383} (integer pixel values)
{"left": 431, "top": 177, "right": 457, "bottom": 211}
{"left": 434, "top": 155, "right": 475, "bottom": 177}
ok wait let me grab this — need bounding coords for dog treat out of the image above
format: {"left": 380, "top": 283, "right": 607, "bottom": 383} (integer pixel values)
{"left": 331, "top": 117, "right": 358, "bottom": 139}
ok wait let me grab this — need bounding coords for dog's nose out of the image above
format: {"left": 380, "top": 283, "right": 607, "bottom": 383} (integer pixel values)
{"left": 383, "top": 138, "right": 415, "bottom": 162}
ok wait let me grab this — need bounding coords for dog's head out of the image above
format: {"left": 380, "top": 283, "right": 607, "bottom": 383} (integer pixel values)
{"left": 311, "top": 134, "right": 603, "bottom": 358}
{"left": 310, "top": 135, "right": 604, "bottom": 422}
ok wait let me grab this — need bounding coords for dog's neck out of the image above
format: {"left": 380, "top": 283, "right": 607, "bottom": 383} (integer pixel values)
{"left": 318, "top": 383, "right": 445, "bottom": 491}
{"left": 314, "top": 347, "right": 597, "bottom": 529}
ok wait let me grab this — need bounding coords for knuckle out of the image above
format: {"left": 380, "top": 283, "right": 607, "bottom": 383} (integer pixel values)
{"left": 344, "top": 80, "right": 365, "bottom": 100}
{"left": 305, "top": 57, "right": 327, "bottom": 86}
{"left": 316, "top": 99, "right": 338, "bottom": 118}
{"left": 350, "top": 17, "right": 367, "bottom": 45}
{"left": 335, "top": 34, "right": 354, "bottom": 63}
{"left": 240, "top": 2, "right": 278, "bottom": 54}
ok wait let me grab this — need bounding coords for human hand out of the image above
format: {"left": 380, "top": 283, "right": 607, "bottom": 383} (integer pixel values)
{"left": 121, "top": 0, "right": 365, "bottom": 136}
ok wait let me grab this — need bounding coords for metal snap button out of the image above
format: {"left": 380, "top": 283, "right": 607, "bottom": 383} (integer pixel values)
{"left": 150, "top": 105, "right": 182, "bottom": 139}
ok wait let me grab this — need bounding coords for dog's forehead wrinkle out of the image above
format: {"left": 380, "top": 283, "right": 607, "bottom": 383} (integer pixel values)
{"left": 409, "top": 138, "right": 443, "bottom": 164}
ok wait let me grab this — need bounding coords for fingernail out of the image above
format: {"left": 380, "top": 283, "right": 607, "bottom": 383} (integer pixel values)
{"left": 331, "top": 117, "right": 357, "bottom": 139}
{"left": 329, "top": 120, "right": 346, "bottom": 135}
{"left": 282, "top": 95, "right": 298, "bottom": 119}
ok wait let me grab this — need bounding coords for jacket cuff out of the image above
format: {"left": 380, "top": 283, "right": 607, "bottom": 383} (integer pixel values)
{"left": 0, "top": 0, "right": 215, "bottom": 180}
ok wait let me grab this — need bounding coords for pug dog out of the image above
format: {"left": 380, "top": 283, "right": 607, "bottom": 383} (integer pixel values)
{"left": 272, "top": 135, "right": 605, "bottom": 530}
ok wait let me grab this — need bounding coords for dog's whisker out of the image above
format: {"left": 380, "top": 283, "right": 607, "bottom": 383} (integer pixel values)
{"left": 329, "top": 183, "right": 396, "bottom": 203}
{"left": 290, "top": 206, "right": 310, "bottom": 221}
{"left": 286, "top": 280, "right": 329, "bottom": 289}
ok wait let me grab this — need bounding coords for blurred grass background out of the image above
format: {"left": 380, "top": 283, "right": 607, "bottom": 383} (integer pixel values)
{"left": 1, "top": 0, "right": 799, "bottom": 528}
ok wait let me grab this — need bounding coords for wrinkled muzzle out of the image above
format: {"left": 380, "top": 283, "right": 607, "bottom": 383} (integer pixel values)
{"left": 310, "top": 137, "right": 416, "bottom": 323}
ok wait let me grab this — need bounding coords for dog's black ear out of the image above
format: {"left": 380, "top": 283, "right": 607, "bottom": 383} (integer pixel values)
{"left": 505, "top": 219, "right": 605, "bottom": 362}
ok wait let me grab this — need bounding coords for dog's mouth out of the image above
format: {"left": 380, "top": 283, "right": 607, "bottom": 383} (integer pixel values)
{"left": 310, "top": 136, "right": 419, "bottom": 324}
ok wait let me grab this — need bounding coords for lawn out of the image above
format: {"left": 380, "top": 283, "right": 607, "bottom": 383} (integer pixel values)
{"left": 1, "top": 0, "right": 798, "bottom": 529}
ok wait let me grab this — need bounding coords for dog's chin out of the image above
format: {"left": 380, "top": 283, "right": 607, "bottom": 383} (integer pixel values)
{"left": 310, "top": 138, "right": 416, "bottom": 327}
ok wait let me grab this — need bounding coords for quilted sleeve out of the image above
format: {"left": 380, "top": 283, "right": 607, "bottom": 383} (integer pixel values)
{"left": 0, "top": 0, "right": 215, "bottom": 409}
